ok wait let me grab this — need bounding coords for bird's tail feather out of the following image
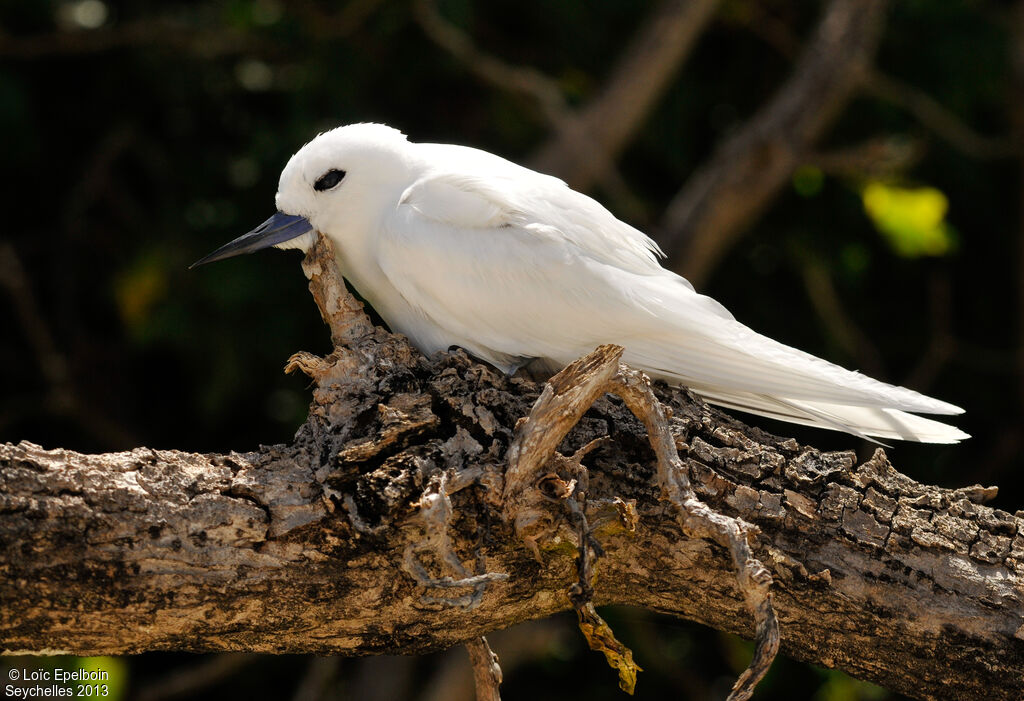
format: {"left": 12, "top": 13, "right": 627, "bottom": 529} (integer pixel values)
{"left": 609, "top": 307, "right": 968, "bottom": 443}
{"left": 692, "top": 388, "right": 969, "bottom": 444}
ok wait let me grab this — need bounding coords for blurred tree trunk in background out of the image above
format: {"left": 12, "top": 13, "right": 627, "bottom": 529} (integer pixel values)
{"left": 656, "top": 0, "right": 888, "bottom": 286}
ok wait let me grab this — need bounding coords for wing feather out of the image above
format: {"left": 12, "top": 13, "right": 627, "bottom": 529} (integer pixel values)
{"left": 377, "top": 154, "right": 965, "bottom": 442}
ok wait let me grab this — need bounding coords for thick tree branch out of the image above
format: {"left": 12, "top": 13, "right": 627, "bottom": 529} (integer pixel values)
{"left": 2, "top": 235, "right": 1023, "bottom": 700}
{"left": 657, "top": 0, "right": 889, "bottom": 286}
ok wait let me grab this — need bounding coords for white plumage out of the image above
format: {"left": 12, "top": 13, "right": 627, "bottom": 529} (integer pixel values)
{"left": 205, "top": 123, "right": 968, "bottom": 444}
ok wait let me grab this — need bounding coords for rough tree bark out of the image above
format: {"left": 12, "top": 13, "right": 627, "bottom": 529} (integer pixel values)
{"left": 2, "top": 236, "right": 1023, "bottom": 700}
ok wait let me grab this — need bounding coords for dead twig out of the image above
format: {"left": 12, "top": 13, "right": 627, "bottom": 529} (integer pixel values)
{"left": 503, "top": 347, "right": 622, "bottom": 550}
{"left": 465, "top": 637, "right": 502, "bottom": 701}
{"left": 505, "top": 345, "right": 779, "bottom": 699}
{"left": 419, "top": 622, "right": 570, "bottom": 701}
{"left": 299, "top": 235, "right": 376, "bottom": 351}
{"left": 608, "top": 365, "right": 778, "bottom": 701}
{"left": 567, "top": 465, "right": 643, "bottom": 695}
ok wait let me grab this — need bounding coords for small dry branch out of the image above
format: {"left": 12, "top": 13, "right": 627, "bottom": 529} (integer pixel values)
{"left": 505, "top": 346, "right": 778, "bottom": 698}
{"left": 465, "top": 637, "right": 502, "bottom": 701}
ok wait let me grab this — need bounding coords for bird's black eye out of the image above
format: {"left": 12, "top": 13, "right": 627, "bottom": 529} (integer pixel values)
{"left": 314, "top": 169, "right": 346, "bottom": 192}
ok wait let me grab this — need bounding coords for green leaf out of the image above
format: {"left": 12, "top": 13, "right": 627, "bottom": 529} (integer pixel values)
{"left": 861, "top": 181, "right": 957, "bottom": 257}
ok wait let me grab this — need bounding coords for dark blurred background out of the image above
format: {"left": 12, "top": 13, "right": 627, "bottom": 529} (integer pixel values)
{"left": 1, "top": 0, "right": 1020, "bottom": 699}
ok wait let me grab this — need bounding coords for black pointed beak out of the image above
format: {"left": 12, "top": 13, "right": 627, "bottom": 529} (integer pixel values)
{"left": 189, "top": 212, "right": 314, "bottom": 269}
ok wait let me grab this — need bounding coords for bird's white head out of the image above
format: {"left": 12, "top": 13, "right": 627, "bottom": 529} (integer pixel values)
{"left": 190, "top": 123, "right": 414, "bottom": 268}
{"left": 277, "top": 123, "right": 414, "bottom": 237}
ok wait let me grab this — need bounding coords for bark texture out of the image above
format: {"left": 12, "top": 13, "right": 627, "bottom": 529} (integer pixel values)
{"left": 2, "top": 238, "right": 1023, "bottom": 700}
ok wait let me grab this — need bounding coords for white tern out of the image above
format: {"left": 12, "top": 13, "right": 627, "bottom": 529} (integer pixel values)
{"left": 193, "top": 123, "right": 967, "bottom": 444}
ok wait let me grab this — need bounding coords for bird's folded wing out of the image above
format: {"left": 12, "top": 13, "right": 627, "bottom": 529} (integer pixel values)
{"left": 382, "top": 168, "right": 964, "bottom": 428}
{"left": 405, "top": 150, "right": 666, "bottom": 274}
{"left": 380, "top": 196, "right": 642, "bottom": 365}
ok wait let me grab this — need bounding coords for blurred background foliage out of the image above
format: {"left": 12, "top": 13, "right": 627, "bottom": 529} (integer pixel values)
{"left": 0, "top": 0, "right": 1021, "bottom": 699}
